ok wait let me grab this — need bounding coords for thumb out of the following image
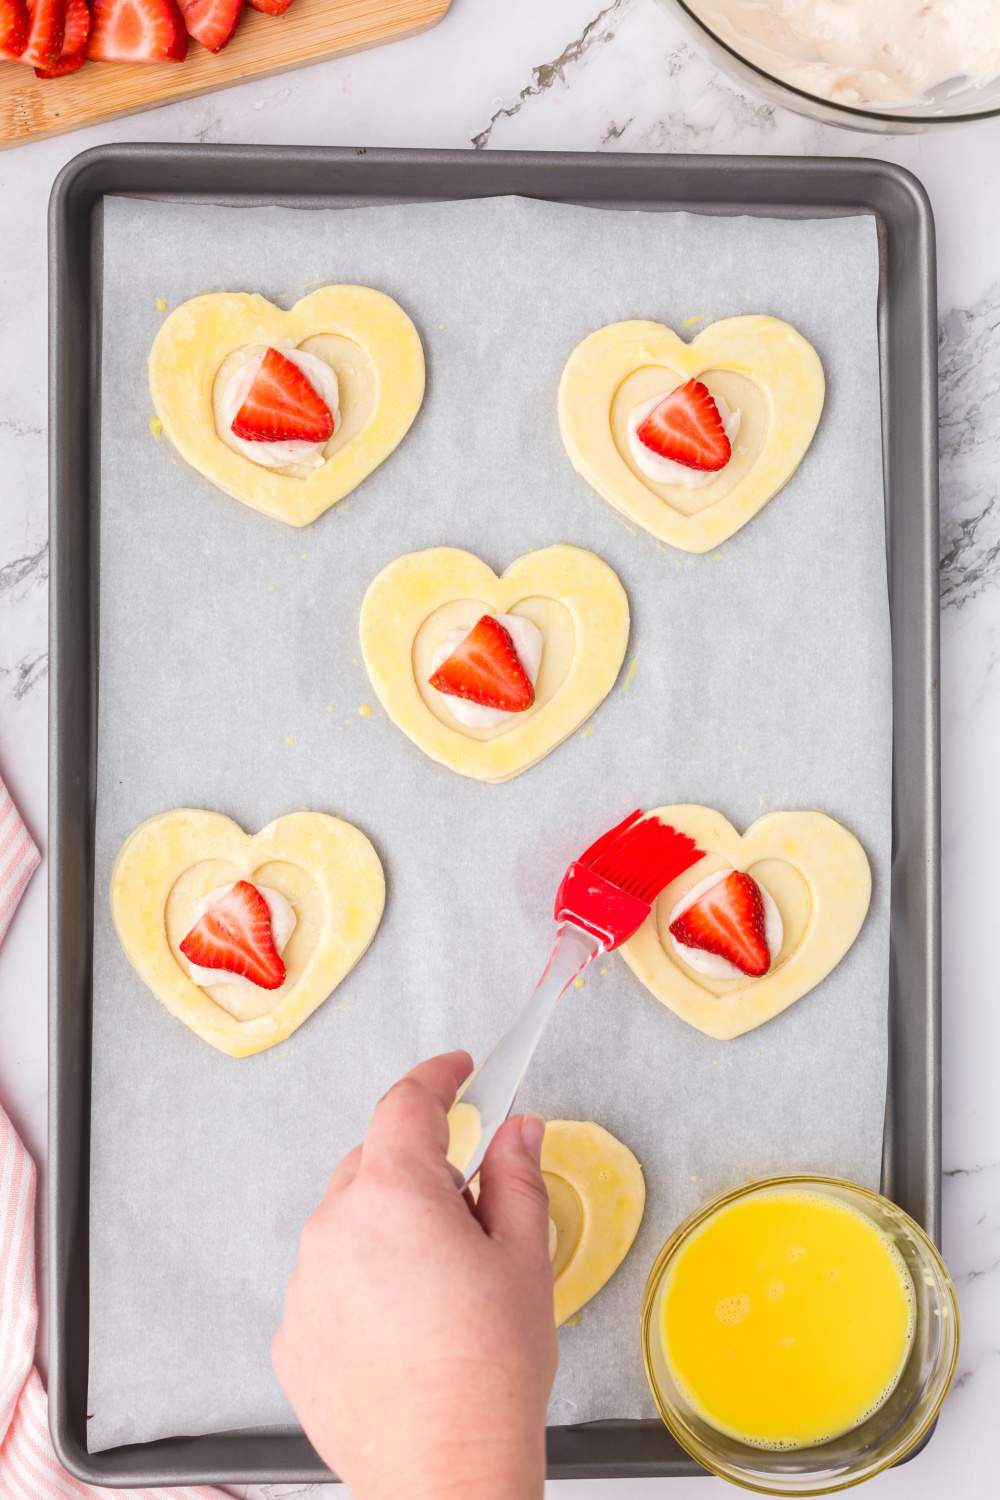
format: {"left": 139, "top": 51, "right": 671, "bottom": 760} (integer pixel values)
{"left": 475, "top": 1114, "right": 551, "bottom": 1258}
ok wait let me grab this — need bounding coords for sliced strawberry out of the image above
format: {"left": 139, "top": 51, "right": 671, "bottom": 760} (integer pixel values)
{"left": 87, "top": 0, "right": 188, "bottom": 61}
{"left": 20, "top": 0, "right": 65, "bottom": 67}
{"left": 231, "top": 347, "right": 335, "bottom": 444}
{"left": 0, "top": 0, "right": 29, "bottom": 59}
{"left": 178, "top": 0, "right": 241, "bottom": 52}
{"left": 34, "top": 40, "right": 82, "bottom": 69}
{"left": 35, "top": 42, "right": 83, "bottom": 71}
{"left": 670, "top": 871, "right": 771, "bottom": 978}
{"left": 636, "top": 378, "right": 731, "bottom": 473}
{"left": 180, "top": 880, "right": 286, "bottom": 991}
{"left": 247, "top": 0, "right": 293, "bottom": 13}
{"left": 429, "top": 615, "right": 535, "bottom": 713}
{"left": 34, "top": 0, "right": 88, "bottom": 74}
{"left": 51, "top": 0, "right": 86, "bottom": 48}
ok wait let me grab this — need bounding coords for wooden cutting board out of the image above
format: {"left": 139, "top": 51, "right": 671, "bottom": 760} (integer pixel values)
{"left": 1, "top": 0, "right": 451, "bottom": 146}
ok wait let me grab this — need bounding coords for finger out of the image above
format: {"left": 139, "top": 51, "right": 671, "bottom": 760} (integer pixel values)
{"left": 475, "top": 1114, "right": 552, "bottom": 1257}
{"left": 317, "top": 1143, "right": 363, "bottom": 1209}
{"left": 442, "top": 1159, "right": 483, "bottom": 1216}
{"left": 334, "top": 1143, "right": 363, "bottom": 1187}
{"left": 363, "top": 1050, "right": 473, "bottom": 1171}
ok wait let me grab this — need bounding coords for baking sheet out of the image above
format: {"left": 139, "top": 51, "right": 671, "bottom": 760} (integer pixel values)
{"left": 88, "top": 194, "right": 889, "bottom": 1452}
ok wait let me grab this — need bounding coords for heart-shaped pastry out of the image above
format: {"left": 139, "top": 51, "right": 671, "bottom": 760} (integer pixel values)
{"left": 619, "top": 806, "right": 871, "bottom": 1040}
{"left": 111, "top": 809, "right": 385, "bottom": 1057}
{"left": 149, "top": 286, "right": 425, "bottom": 527}
{"left": 559, "top": 316, "right": 824, "bottom": 553}
{"left": 542, "top": 1120, "right": 645, "bottom": 1328}
{"left": 359, "top": 545, "right": 630, "bottom": 783}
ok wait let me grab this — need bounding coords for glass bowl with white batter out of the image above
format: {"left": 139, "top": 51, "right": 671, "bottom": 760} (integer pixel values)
{"left": 658, "top": 0, "right": 1000, "bottom": 131}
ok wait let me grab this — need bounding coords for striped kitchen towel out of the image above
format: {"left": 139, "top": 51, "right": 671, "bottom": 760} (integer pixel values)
{"left": 0, "top": 777, "right": 40, "bottom": 947}
{"left": 0, "top": 773, "right": 228, "bottom": 1498}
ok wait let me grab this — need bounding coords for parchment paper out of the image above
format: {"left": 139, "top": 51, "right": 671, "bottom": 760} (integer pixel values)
{"left": 88, "top": 195, "right": 889, "bottom": 1451}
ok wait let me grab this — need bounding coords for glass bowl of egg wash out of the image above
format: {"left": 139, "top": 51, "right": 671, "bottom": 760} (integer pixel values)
{"left": 642, "top": 1176, "right": 958, "bottom": 1493}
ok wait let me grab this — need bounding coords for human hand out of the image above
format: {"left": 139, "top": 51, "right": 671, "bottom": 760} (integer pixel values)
{"left": 273, "top": 1050, "right": 557, "bottom": 1500}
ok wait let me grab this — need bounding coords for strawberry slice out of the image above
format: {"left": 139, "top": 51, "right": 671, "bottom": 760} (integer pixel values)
{"left": 669, "top": 871, "right": 771, "bottom": 978}
{"left": 635, "top": 378, "right": 732, "bottom": 473}
{"left": 231, "top": 347, "right": 335, "bottom": 444}
{"left": 179, "top": 880, "right": 286, "bottom": 991}
{"left": 36, "top": 47, "right": 83, "bottom": 70}
{"left": 177, "top": 0, "right": 242, "bottom": 52}
{"left": 20, "top": 0, "right": 65, "bottom": 67}
{"left": 34, "top": 0, "right": 88, "bottom": 74}
{"left": 87, "top": 0, "right": 188, "bottom": 61}
{"left": 428, "top": 615, "right": 535, "bottom": 713}
{"left": 247, "top": 0, "right": 293, "bottom": 13}
{"left": 0, "top": 0, "right": 29, "bottom": 59}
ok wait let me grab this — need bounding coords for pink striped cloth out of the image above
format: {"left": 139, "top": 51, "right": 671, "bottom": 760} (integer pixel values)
{"left": 0, "top": 775, "right": 228, "bottom": 1498}
{"left": 0, "top": 777, "right": 40, "bottom": 947}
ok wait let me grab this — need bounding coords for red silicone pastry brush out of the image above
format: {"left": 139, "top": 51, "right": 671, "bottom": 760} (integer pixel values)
{"left": 453, "top": 810, "right": 703, "bottom": 1183}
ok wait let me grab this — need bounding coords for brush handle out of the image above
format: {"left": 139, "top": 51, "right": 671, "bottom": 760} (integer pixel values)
{"left": 453, "top": 923, "right": 603, "bottom": 1187}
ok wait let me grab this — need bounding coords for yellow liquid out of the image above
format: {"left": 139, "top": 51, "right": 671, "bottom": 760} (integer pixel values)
{"left": 662, "top": 1189, "right": 914, "bottom": 1450}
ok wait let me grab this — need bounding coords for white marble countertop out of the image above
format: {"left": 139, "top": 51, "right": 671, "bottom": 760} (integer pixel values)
{"left": 1, "top": 0, "right": 997, "bottom": 1494}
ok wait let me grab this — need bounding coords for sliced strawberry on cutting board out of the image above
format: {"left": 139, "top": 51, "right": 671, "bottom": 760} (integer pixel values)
{"left": 247, "top": 0, "right": 293, "bottom": 13}
{"left": 87, "top": 0, "right": 188, "bottom": 61}
{"left": 36, "top": 47, "right": 83, "bottom": 71}
{"left": 178, "top": 0, "right": 242, "bottom": 53}
{"left": 669, "top": 870, "right": 771, "bottom": 978}
{"left": 34, "top": 0, "right": 88, "bottom": 75}
{"left": 635, "top": 377, "right": 732, "bottom": 473}
{"left": 231, "top": 347, "right": 336, "bottom": 444}
{"left": 428, "top": 615, "right": 535, "bottom": 712}
{"left": 0, "top": 0, "right": 29, "bottom": 60}
{"left": 20, "top": 0, "right": 65, "bottom": 68}
{"left": 179, "top": 880, "right": 286, "bottom": 991}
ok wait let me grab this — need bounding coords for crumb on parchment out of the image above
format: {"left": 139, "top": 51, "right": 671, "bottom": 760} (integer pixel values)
{"left": 148, "top": 416, "right": 163, "bottom": 439}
